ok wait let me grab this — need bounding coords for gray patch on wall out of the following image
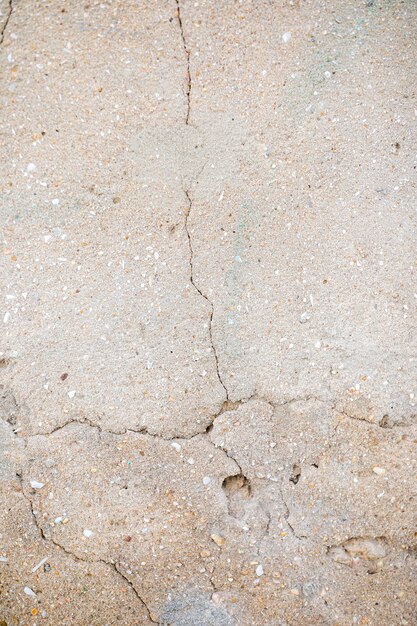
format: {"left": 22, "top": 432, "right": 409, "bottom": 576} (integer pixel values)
{"left": 160, "top": 593, "right": 235, "bottom": 626}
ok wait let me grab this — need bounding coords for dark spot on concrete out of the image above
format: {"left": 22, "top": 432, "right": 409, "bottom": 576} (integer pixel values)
{"left": 289, "top": 464, "right": 301, "bottom": 485}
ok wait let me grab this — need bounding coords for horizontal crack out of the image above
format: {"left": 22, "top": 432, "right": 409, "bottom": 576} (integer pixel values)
{"left": 18, "top": 416, "right": 210, "bottom": 441}
{"left": 14, "top": 395, "right": 328, "bottom": 441}
{"left": 334, "top": 407, "right": 391, "bottom": 430}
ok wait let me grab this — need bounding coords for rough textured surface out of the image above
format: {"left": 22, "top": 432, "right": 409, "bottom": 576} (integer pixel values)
{"left": 0, "top": 1, "right": 416, "bottom": 624}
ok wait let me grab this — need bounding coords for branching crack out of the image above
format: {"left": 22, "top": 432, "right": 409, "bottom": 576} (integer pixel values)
{"left": 16, "top": 471, "right": 158, "bottom": 623}
{"left": 184, "top": 189, "right": 229, "bottom": 401}
{"left": 175, "top": 0, "right": 191, "bottom": 125}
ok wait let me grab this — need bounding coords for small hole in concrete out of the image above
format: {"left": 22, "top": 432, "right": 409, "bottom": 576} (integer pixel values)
{"left": 289, "top": 464, "right": 301, "bottom": 485}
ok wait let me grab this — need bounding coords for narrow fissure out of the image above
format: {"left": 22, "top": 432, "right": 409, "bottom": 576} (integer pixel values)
{"left": 0, "top": 0, "right": 13, "bottom": 45}
{"left": 183, "top": 189, "right": 229, "bottom": 400}
{"left": 175, "top": 0, "right": 191, "bottom": 125}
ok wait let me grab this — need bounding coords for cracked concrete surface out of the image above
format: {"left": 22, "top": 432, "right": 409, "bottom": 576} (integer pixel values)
{"left": 0, "top": 0, "right": 416, "bottom": 624}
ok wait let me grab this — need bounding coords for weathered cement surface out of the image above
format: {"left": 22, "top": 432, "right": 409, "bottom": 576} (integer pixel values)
{"left": 0, "top": 0, "right": 416, "bottom": 624}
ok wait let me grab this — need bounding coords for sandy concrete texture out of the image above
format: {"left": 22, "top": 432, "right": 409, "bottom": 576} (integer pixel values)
{"left": 0, "top": 0, "right": 416, "bottom": 624}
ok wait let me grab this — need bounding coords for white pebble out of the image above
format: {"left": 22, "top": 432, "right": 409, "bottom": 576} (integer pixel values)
{"left": 26, "top": 163, "right": 37, "bottom": 172}
{"left": 203, "top": 476, "right": 211, "bottom": 485}
{"left": 67, "top": 390, "right": 76, "bottom": 399}
{"left": 256, "top": 564, "right": 264, "bottom": 576}
{"left": 32, "top": 556, "right": 49, "bottom": 573}
{"left": 373, "top": 466, "right": 386, "bottom": 476}
{"left": 282, "top": 32, "right": 292, "bottom": 43}
{"left": 24, "top": 586, "right": 36, "bottom": 597}
{"left": 171, "top": 442, "right": 181, "bottom": 452}
{"left": 30, "top": 480, "right": 44, "bottom": 490}
{"left": 51, "top": 198, "right": 60, "bottom": 205}
{"left": 83, "top": 529, "right": 93, "bottom": 538}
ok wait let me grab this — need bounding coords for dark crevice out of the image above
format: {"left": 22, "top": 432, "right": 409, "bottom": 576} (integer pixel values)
{"left": 280, "top": 487, "right": 304, "bottom": 541}
{"left": 175, "top": 0, "right": 191, "bottom": 124}
{"left": 379, "top": 414, "right": 391, "bottom": 429}
{"left": 0, "top": 0, "right": 13, "bottom": 45}
{"left": 289, "top": 464, "right": 301, "bottom": 485}
{"left": 222, "top": 473, "right": 251, "bottom": 518}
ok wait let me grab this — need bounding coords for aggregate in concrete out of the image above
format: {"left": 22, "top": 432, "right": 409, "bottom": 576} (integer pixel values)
{"left": 0, "top": 1, "right": 416, "bottom": 624}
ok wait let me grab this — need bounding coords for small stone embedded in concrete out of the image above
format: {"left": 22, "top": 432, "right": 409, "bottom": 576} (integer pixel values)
{"left": 23, "top": 586, "right": 36, "bottom": 598}
{"left": 30, "top": 480, "right": 44, "bottom": 489}
{"left": 32, "top": 556, "right": 50, "bottom": 573}
{"left": 372, "top": 466, "right": 387, "bottom": 476}
{"left": 211, "top": 533, "right": 226, "bottom": 547}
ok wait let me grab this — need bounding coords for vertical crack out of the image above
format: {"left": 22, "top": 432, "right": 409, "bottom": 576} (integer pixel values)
{"left": 0, "top": 0, "right": 13, "bottom": 45}
{"left": 175, "top": 0, "right": 191, "bottom": 125}
{"left": 280, "top": 487, "right": 304, "bottom": 540}
{"left": 184, "top": 189, "right": 229, "bottom": 400}
{"left": 174, "top": 1, "right": 228, "bottom": 401}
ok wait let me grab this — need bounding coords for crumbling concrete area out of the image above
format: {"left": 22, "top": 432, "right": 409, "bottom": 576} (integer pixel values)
{"left": 0, "top": 1, "right": 416, "bottom": 624}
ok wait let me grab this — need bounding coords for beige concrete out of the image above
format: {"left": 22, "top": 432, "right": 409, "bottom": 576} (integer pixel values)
{"left": 0, "top": 0, "right": 416, "bottom": 624}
